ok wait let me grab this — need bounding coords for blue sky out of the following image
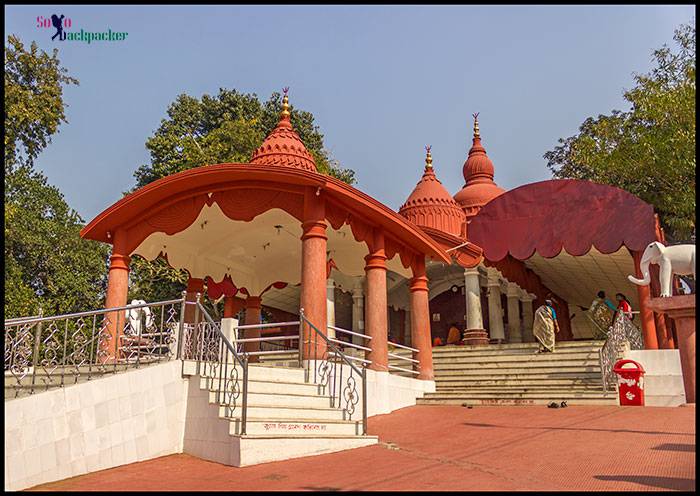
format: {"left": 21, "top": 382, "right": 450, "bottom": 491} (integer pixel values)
{"left": 5, "top": 5, "right": 695, "bottom": 221}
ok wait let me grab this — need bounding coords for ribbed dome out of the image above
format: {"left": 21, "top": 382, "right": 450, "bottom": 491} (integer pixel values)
{"left": 399, "top": 146, "right": 466, "bottom": 238}
{"left": 454, "top": 113, "right": 504, "bottom": 220}
{"left": 250, "top": 89, "right": 317, "bottom": 172}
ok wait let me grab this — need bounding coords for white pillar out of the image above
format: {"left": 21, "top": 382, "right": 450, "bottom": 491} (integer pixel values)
{"left": 520, "top": 291, "right": 536, "bottom": 343}
{"left": 486, "top": 268, "right": 505, "bottom": 342}
{"left": 506, "top": 282, "right": 522, "bottom": 343}
{"left": 464, "top": 267, "right": 484, "bottom": 331}
{"left": 351, "top": 279, "right": 364, "bottom": 345}
{"left": 327, "top": 277, "right": 336, "bottom": 339}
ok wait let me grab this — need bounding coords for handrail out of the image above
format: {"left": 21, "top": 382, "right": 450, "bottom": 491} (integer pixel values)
{"left": 5, "top": 298, "right": 184, "bottom": 326}
{"left": 192, "top": 297, "right": 248, "bottom": 435}
{"left": 387, "top": 341, "right": 418, "bottom": 353}
{"left": 300, "top": 309, "right": 367, "bottom": 435}
{"left": 5, "top": 296, "right": 185, "bottom": 399}
{"left": 234, "top": 321, "right": 300, "bottom": 331}
{"left": 328, "top": 325, "right": 372, "bottom": 341}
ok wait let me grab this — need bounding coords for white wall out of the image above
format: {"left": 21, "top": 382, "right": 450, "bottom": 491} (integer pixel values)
{"left": 4, "top": 361, "right": 189, "bottom": 491}
{"left": 621, "top": 349, "right": 686, "bottom": 406}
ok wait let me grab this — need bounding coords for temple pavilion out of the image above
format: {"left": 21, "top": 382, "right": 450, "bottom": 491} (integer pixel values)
{"left": 81, "top": 91, "right": 676, "bottom": 381}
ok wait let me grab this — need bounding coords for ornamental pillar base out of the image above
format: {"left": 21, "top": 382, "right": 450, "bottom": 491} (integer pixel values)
{"left": 462, "top": 329, "right": 489, "bottom": 346}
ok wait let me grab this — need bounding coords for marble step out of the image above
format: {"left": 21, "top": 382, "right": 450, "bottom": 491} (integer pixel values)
{"left": 433, "top": 359, "right": 602, "bottom": 370}
{"left": 208, "top": 389, "right": 334, "bottom": 409}
{"left": 417, "top": 396, "right": 617, "bottom": 406}
{"left": 433, "top": 366, "right": 602, "bottom": 376}
{"left": 228, "top": 417, "right": 364, "bottom": 436}
{"left": 219, "top": 403, "right": 351, "bottom": 421}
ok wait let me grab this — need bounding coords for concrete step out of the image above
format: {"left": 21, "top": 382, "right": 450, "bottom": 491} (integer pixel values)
{"left": 423, "top": 351, "right": 601, "bottom": 364}
{"left": 228, "top": 417, "right": 364, "bottom": 436}
{"left": 434, "top": 377, "right": 603, "bottom": 387}
{"left": 433, "top": 366, "right": 601, "bottom": 376}
{"left": 222, "top": 403, "right": 350, "bottom": 421}
{"left": 433, "top": 359, "right": 602, "bottom": 370}
{"left": 417, "top": 396, "right": 617, "bottom": 406}
{"left": 209, "top": 389, "right": 334, "bottom": 409}
{"left": 422, "top": 390, "right": 614, "bottom": 399}
{"left": 433, "top": 388, "right": 608, "bottom": 396}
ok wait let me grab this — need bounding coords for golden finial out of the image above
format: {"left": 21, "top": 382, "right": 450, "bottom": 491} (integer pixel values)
{"left": 472, "top": 112, "right": 480, "bottom": 138}
{"left": 281, "top": 87, "right": 290, "bottom": 118}
{"left": 425, "top": 145, "right": 433, "bottom": 169}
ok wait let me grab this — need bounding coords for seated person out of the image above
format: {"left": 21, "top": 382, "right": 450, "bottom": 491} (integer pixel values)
{"left": 432, "top": 337, "right": 444, "bottom": 347}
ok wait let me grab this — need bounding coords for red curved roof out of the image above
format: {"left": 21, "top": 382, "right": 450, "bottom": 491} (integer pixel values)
{"left": 469, "top": 179, "right": 658, "bottom": 261}
{"left": 80, "top": 163, "right": 452, "bottom": 265}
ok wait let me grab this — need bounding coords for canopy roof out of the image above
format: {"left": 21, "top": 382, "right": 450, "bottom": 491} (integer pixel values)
{"left": 469, "top": 178, "right": 659, "bottom": 261}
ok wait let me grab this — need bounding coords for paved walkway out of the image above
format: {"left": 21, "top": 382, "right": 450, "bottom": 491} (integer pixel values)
{"left": 31, "top": 405, "right": 695, "bottom": 491}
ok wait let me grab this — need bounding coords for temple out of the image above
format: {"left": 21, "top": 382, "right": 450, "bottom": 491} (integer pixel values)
{"left": 80, "top": 92, "right": 677, "bottom": 371}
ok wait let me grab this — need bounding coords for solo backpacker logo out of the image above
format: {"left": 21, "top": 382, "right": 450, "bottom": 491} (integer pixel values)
{"left": 36, "top": 14, "right": 128, "bottom": 43}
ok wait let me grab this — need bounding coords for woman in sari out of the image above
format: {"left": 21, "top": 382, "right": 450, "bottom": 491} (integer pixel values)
{"left": 533, "top": 298, "right": 560, "bottom": 353}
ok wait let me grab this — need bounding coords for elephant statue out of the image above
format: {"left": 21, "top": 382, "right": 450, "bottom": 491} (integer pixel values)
{"left": 628, "top": 242, "right": 695, "bottom": 297}
{"left": 124, "top": 299, "right": 154, "bottom": 335}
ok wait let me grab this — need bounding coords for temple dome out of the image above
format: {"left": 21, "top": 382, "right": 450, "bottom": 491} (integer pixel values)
{"left": 250, "top": 89, "right": 317, "bottom": 172}
{"left": 399, "top": 146, "right": 466, "bottom": 238}
{"left": 454, "top": 113, "right": 504, "bottom": 220}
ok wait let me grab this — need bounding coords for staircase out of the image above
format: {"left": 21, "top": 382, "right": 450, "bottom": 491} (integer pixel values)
{"left": 390, "top": 341, "right": 618, "bottom": 406}
{"left": 183, "top": 360, "right": 376, "bottom": 465}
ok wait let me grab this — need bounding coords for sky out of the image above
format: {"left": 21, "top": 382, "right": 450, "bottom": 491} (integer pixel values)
{"left": 5, "top": 5, "right": 695, "bottom": 222}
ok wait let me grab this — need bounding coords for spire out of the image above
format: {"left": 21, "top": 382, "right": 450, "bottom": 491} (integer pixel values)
{"left": 425, "top": 145, "right": 433, "bottom": 170}
{"left": 472, "top": 112, "right": 480, "bottom": 139}
{"left": 249, "top": 87, "right": 317, "bottom": 172}
{"left": 281, "top": 87, "right": 291, "bottom": 119}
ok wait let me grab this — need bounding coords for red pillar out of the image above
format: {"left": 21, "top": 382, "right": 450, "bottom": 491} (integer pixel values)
{"left": 103, "top": 229, "right": 131, "bottom": 361}
{"left": 244, "top": 296, "right": 262, "bottom": 362}
{"left": 410, "top": 257, "right": 434, "bottom": 380}
{"left": 364, "top": 230, "right": 388, "bottom": 372}
{"left": 649, "top": 263, "right": 673, "bottom": 348}
{"left": 224, "top": 296, "right": 245, "bottom": 318}
{"left": 632, "top": 251, "right": 659, "bottom": 349}
{"left": 184, "top": 277, "right": 205, "bottom": 323}
{"left": 647, "top": 296, "right": 695, "bottom": 403}
{"left": 300, "top": 188, "right": 327, "bottom": 360}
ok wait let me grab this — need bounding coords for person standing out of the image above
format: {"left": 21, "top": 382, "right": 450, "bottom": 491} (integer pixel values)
{"left": 533, "top": 298, "right": 560, "bottom": 353}
{"left": 614, "top": 293, "right": 633, "bottom": 321}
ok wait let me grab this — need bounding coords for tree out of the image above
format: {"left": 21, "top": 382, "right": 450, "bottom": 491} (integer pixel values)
{"left": 133, "top": 89, "right": 356, "bottom": 188}
{"left": 544, "top": 22, "right": 695, "bottom": 242}
{"left": 128, "top": 89, "right": 356, "bottom": 302}
{"left": 4, "top": 165, "right": 110, "bottom": 318}
{"left": 4, "top": 35, "right": 109, "bottom": 319}
{"left": 4, "top": 35, "right": 78, "bottom": 172}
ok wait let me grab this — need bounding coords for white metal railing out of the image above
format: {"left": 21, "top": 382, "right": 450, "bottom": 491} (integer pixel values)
{"left": 387, "top": 341, "right": 420, "bottom": 375}
{"left": 5, "top": 296, "right": 185, "bottom": 399}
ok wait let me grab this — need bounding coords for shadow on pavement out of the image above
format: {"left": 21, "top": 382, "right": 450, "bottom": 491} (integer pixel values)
{"left": 462, "top": 422, "right": 692, "bottom": 436}
{"left": 651, "top": 443, "right": 695, "bottom": 452}
{"left": 594, "top": 475, "right": 695, "bottom": 491}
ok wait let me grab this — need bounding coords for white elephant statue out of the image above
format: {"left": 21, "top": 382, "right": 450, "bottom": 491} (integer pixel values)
{"left": 628, "top": 242, "right": 695, "bottom": 297}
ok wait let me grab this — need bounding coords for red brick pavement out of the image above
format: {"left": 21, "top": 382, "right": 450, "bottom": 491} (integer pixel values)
{"left": 30, "top": 405, "right": 695, "bottom": 492}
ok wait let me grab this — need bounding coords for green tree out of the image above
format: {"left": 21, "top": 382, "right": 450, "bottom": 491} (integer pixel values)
{"left": 544, "top": 22, "right": 696, "bottom": 242}
{"left": 4, "top": 165, "right": 110, "bottom": 318}
{"left": 129, "top": 89, "right": 356, "bottom": 302}
{"left": 133, "top": 88, "right": 356, "bottom": 188}
{"left": 4, "top": 35, "right": 78, "bottom": 172}
{"left": 4, "top": 35, "right": 109, "bottom": 319}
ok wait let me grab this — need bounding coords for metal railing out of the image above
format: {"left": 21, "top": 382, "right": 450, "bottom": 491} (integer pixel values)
{"left": 387, "top": 341, "right": 420, "bottom": 376}
{"left": 598, "top": 311, "right": 644, "bottom": 391}
{"left": 300, "top": 310, "right": 368, "bottom": 435}
{"left": 4, "top": 296, "right": 185, "bottom": 399}
{"left": 185, "top": 296, "right": 249, "bottom": 434}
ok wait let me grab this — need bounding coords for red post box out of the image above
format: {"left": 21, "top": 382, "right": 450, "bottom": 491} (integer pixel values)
{"left": 613, "top": 359, "right": 646, "bottom": 406}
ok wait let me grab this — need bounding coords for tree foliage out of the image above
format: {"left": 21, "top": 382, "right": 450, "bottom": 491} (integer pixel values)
{"left": 4, "top": 35, "right": 78, "bottom": 172}
{"left": 5, "top": 165, "right": 110, "bottom": 318}
{"left": 544, "top": 22, "right": 696, "bottom": 242}
{"left": 4, "top": 35, "right": 109, "bottom": 319}
{"left": 133, "top": 89, "right": 355, "bottom": 188}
